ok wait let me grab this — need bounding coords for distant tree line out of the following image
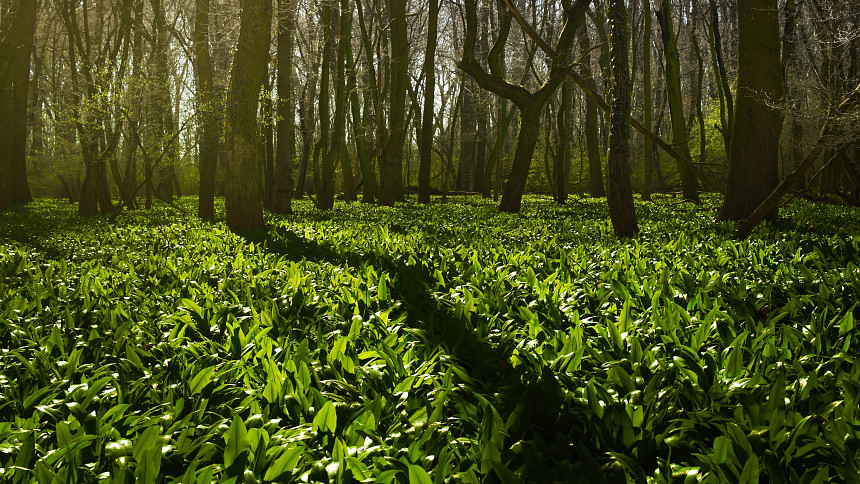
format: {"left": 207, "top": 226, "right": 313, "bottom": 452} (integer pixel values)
{"left": 1, "top": 0, "right": 859, "bottom": 236}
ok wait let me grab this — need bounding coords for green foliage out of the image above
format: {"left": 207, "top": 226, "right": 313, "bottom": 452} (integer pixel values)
{"left": 1, "top": 195, "right": 859, "bottom": 482}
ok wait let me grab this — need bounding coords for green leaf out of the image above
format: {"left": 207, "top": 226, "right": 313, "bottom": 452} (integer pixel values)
{"left": 312, "top": 400, "right": 337, "bottom": 434}
{"left": 189, "top": 366, "right": 216, "bottom": 396}
{"left": 740, "top": 454, "right": 759, "bottom": 484}
{"left": 408, "top": 464, "right": 433, "bottom": 484}
{"left": 224, "top": 415, "right": 250, "bottom": 469}
{"left": 263, "top": 445, "right": 303, "bottom": 481}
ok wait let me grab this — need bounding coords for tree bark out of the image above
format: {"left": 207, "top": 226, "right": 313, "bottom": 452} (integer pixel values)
{"left": 579, "top": 29, "right": 605, "bottom": 198}
{"left": 418, "top": 0, "right": 439, "bottom": 204}
{"left": 333, "top": 0, "right": 355, "bottom": 203}
{"left": 641, "top": 0, "right": 652, "bottom": 201}
{"left": 224, "top": 0, "right": 271, "bottom": 233}
{"left": 315, "top": 3, "right": 334, "bottom": 210}
{"left": 657, "top": 0, "right": 699, "bottom": 202}
{"left": 270, "top": 0, "right": 295, "bottom": 214}
{"left": 606, "top": 0, "right": 638, "bottom": 236}
{"left": 379, "top": 0, "right": 408, "bottom": 206}
{"left": 717, "top": 0, "right": 782, "bottom": 222}
{"left": 194, "top": 0, "right": 220, "bottom": 219}
{"left": 0, "top": 0, "right": 37, "bottom": 209}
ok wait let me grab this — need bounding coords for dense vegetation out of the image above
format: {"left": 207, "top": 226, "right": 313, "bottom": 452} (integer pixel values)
{"left": 2, "top": 196, "right": 860, "bottom": 482}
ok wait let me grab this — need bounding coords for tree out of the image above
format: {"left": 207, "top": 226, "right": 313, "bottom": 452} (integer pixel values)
{"left": 379, "top": 0, "right": 408, "bottom": 206}
{"left": 717, "top": 0, "right": 782, "bottom": 222}
{"left": 270, "top": 0, "right": 296, "bottom": 214}
{"left": 579, "top": 28, "right": 605, "bottom": 198}
{"left": 640, "top": 0, "right": 652, "bottom": 201}
{"left": 224, "top": 0, "right": 271, "bottom": 233}
{"left": 460, "top": 0, "right": 588, "bottom": 213}
{"left": 0, "top": 0, "right": 38, "bottom": 209}
{"left": 605, "top": 0, "right": 637, "bottom": 236}
{"left": 194, "top": 0, "right": 219, "bottom": 220}
{"left": 656, "top": 0, "right": 698, "bottom": 202}
{"left": 418, "top": 0, "right": 439, "bottom": 204}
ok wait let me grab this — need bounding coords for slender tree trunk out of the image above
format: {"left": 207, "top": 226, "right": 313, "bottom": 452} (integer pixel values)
{"left": 709, "top": 1, "right": 733, "bottom": 156}
{"left": 224, "top": 0, "right": 271, "bottom": 233}
{"left": 641, "top": 0, "right": 652, "bottom": 201}
{"left": 345, "top": 4, "right": 376, "bottom": 203}
{"left": 334, "top": 0, "right": 355, "bottom": 203}
{"left": 717, "top": 0, "right": 782, "bottom": 221}
{"left": 458, "top": 81, "right": 476, "bottom": 191}
{"left": 270, "top": 0, "right": 295, "bottom": 214}
{"left": 657, "top": 0, "right": 698, "bottom": 201}
{"left": 554, "top": 79, "right": 571, "bottom": 204}
{"left": 316, "top": 3, "right": 334, "bottom": 209}
{"left": 296, "top": 56, "right": 319, "bottom": 199}
{"left": 580, "top": 29, "right": 605, "bottom": 197}
{"left": 606, "top": 0, "right": 638, "bottom": 236}
{"left": 418, "top": 0, "right": 439, "bottom": 204}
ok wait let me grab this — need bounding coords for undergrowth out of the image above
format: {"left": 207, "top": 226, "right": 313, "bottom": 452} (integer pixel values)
{"left": 1, "top": 195, "right": 859, "bottom": 483}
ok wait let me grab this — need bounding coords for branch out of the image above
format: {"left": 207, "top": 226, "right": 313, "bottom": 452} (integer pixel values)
{"left": 735, "top": 82, "right": 860, "bottom": 239}
{"left": 503, "top": 0, "right": 725, "bottom": 195}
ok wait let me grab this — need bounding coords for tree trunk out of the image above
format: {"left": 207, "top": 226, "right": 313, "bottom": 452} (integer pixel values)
{"left": 461, "top": 0, "right": 588, "bottom": 213}
{"left": 224, "top": 0, "right": 271, "bottom": 233}
{"left": 580, "top": 29, "right": 605, "bottom": 198}
{"left": 554, "top": 79, "right": 571, "bottom": 204}
{"left": 333, "top": 0, "right": 355, "bottom": 203}
{"left": 316, "top": 3, "right": 335, "bottom": 210}
{"left": 195, "top": 0, "right": 219, "bottom": 219}
{"left": 270, "top": 0, "right": 295, "bottom": 214}
{"left": 606, "top": 0, "right": 638, "bottom": 236}
{"left": 641, "top": 0, "right": 652, "bottom": 201}
{"left": 657, "top": 0, "right": 699, "bottom": 202}
{"left": 379, "top": 0, "right": 408, "bottom": 206}
{"left": 345, "top": 5, "right": 376, "bottom": 203}
{"left": 0, "top": 0, "right": 37, "bottom": 209}
{"left": 457, "top": 81, "right": 476, "bottom": 191}
{"left": 418, "top": 0, "right": 439, "bottom": 204}
{"left": 717, "top": 0, "right": 782, "bottom": 221}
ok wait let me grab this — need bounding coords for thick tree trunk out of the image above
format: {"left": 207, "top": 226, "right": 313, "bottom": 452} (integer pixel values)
{"left": 418, "top": 0, "right": 439, "bottom": 204}
{"left": 606, "top": 0, "right": 638, "bottom": 236}
{"left": 0, "top": 0, "right": 37, "bottom": 209}
{"left": 270, "top": 0, "right": 295, "bottom": 214}
{"left": 657, "top": 0, "right": 699, "bottom": 202}
{"left": 224, "top": 0, "right": 271, "bottom": 233}
{"left": 498, "top": 105, "right": 541, "bottom": 212}
{"left": 717, "top": 0, "right": 782, "bottom": 221}
{"left": 379, "top": 0, "right": 408, "bottom": 206}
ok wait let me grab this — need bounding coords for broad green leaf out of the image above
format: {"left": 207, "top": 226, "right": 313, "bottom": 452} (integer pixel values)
{"left": 312, "top": 400, "right": 337, "bottom": 434}
{"left": 407, "top": 465, "right": 433, "bottom": 484}
{"left": 224, "top": 415, "right": 250, "bottom": 469}
{"left": 263, "top": 445, "right": 303, "bottom": 481}
{"left": 189, "top": 366, "right": 216, "bottom": 396}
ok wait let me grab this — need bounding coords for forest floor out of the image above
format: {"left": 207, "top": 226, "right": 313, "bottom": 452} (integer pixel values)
{"left": 1, "top": 195, "right": 860, "bottom": 483}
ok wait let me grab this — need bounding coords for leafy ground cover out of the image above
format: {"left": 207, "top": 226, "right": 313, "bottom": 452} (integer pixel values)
{"left": 1, "top": 195, "right": 859, "bottom": 483}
